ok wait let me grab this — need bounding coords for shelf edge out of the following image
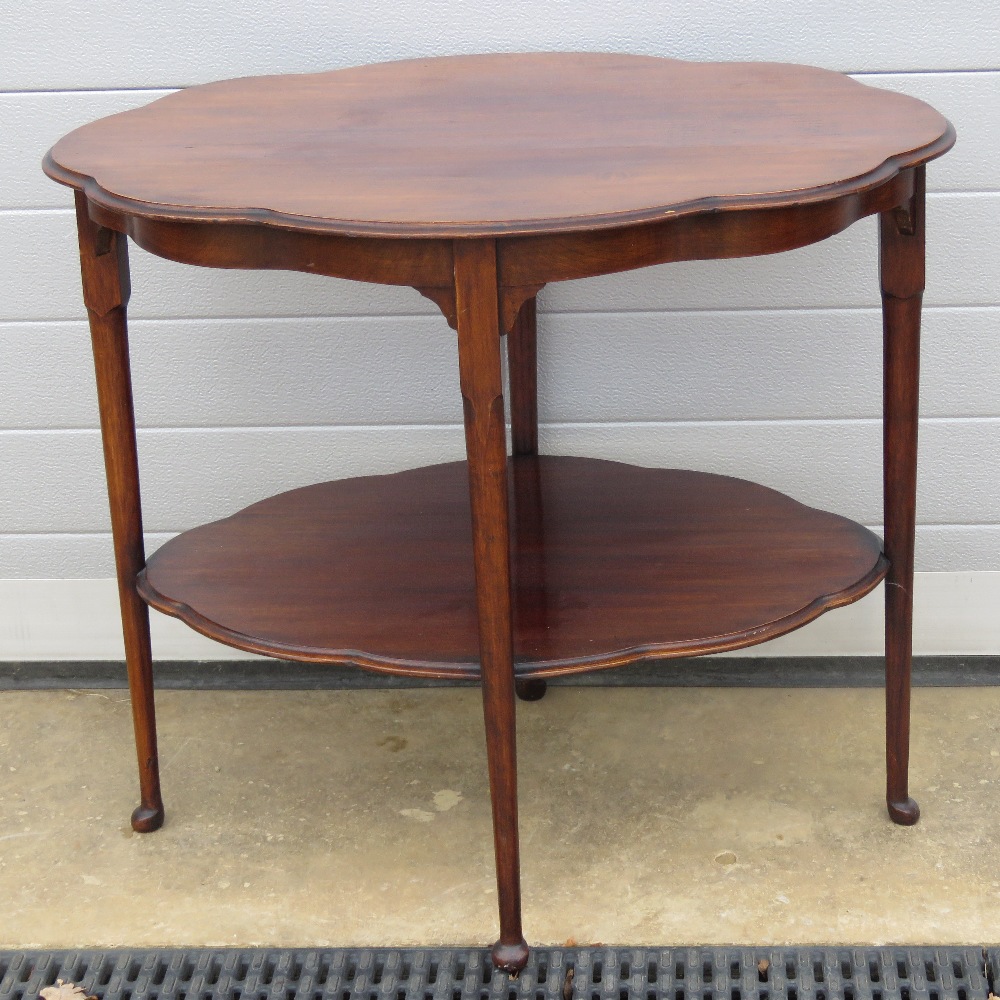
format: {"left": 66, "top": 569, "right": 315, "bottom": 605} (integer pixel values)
{"left": 136, "top": 554, "right": 889, "bottom": 680}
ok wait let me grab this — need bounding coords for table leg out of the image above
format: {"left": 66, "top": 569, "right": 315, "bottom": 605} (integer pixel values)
{"left": 75, "top": 192, "right": 164, "bottom": 833}
{"left": 506, "top": 296, "right": 547, "bottom": 703}
{"left": 508, "top": 296, "right": 538, "bottom": 457}
{"left": 454, "top": 239, "right": 529, "bottom": 974}
{"left": 879, "top": 167, "right": 925, "bottom": 826}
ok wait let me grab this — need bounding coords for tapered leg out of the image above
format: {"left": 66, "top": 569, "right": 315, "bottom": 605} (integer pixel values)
{"left": 508, "top": 296, "right": 538, "bottom": 458}
{"left": 880, "top": 167, "right": 925, "bottom": 826}
{"left": 75, "top": 193, "right": 164, "bottom": 833}
{"left": 506, "top": 296, "right": 547, "bottom": 703}
{"left": 454, "top": 239, "right": 528, "bottom": 973}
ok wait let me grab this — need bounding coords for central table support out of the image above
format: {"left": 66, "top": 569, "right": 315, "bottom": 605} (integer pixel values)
{"left": 453, "top": 240, "right": 529, "bottom": 972}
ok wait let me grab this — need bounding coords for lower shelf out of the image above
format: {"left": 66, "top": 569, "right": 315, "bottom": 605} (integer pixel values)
{"left": 138, "top": 456, "right": 887, "bottom": 677}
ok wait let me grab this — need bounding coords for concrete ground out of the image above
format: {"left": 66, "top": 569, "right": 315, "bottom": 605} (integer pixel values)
{"left": 1, "top": 686, "right": 998, "bottom": 949}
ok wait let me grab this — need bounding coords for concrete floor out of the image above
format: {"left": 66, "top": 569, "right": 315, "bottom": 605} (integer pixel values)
{"left": 1, "top": 686, "right": 998, "bottom": 949}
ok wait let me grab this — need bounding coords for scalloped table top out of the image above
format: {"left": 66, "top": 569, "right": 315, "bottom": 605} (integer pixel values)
{"left": 45, "top": 52, "right": 954, "bottom": 237}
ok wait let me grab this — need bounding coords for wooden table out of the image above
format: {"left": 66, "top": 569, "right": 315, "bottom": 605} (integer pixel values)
{"left": 44, "top": 53, "right": 954, "bottom": 971}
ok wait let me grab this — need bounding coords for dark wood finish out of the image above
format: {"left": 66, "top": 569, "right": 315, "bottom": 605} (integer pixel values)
{"left": 510, "top": 455, "right": 548, "bottom": 704}
{"left": 138, "top": 457, "right": 888, "bottom": 674}
{"left": 880, "top": 166, "right": 926, "bottom": 826}
{"left": 452, "top": 239, "right": 527, "bottom": 972}
{"left": 103, "top": 211, "right": 456, "bottom": 291}
{"left": 43, "top": 55, "right": 953, "bottom": 322}
{"left": 506, "top": 296, "right": 548, "bottom": 703}
{"left": 45, "top": 54, "right": 952, "bottom": 238}
{"left": 497, "top": 173, "right": 915, "bottom": 289}
{"left": 47, "top": 54, "right": 956, "bottom": 974}
{"left": 74, "top": 191, "right": 163, "bottom": 834}
{"left": 507, "top": 297, "right": 539, "bottom": 458}
{"left": 53, "top": 177, "right": 920, "bottom": 305}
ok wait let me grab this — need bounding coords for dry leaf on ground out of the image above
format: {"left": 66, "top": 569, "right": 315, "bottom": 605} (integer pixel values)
{"left": 39, "top": 981, "right": 96, "bottom": 1000}
{"left": 562, "top": 967, "right": 576, "bottom": 1000}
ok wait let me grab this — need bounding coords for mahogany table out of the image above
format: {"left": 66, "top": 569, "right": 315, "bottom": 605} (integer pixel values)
{"left": 44, "top": 53, "right": 954, "bottom": 971}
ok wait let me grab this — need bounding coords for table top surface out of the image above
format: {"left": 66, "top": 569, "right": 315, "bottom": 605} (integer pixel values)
{"left": 45, "top": 52, "right": 954, "bottom": 238}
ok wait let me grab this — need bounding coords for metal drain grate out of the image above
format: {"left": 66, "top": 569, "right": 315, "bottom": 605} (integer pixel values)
{"left": 985, "top": 950, "right": 999, "bottom": 999}
{"left": 0, "top": 948, "right": 992, "bottom": 1000}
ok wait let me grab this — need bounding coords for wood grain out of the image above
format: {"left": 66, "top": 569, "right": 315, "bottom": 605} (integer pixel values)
{"left": 881, "top": 166, "right": 925, "bottom": 826}
{"left": 44, "top": 54, "right": 954, "bottom": 238}
{"left": 75, "top": 191, "right": 163, "bottom": 833}
{"left": 453, "top": 239, "right": 528, "bottom": 972}
{"left": 138, "top": 457, "right": 888, "bottom": 676}
{"left": 507, "top": 297, "right": 538, "bottom": 458}
{"left": 507, "top": 295, "right": 549, "bottom": 704}
{"left": 46, "top": 54, "right": 955, "bottom": 969}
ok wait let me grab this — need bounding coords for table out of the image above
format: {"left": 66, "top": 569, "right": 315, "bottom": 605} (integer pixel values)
{"left": 44, "top": 53, "right": 954, "bottom": 971}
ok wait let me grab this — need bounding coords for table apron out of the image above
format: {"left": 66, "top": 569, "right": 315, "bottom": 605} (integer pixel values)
{"left": 498, "top": 173, "right": 915, "bottom": 288}
{"left": 84, "top": 171, "right": 913, "bottom": 333}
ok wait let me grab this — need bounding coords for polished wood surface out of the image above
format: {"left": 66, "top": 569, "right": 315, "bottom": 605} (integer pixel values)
{"left": 74, "top": 191, "right": 163, "bottom": 833}
{"left": 48, "top": 52, "right": 954, "bottom": 973}
{"left": 454, "top": 240, "right": 528, "bottom": 969}
{"left": 138, "top": 457, "right": 887, "bottom": 675}
{"left": 507, "top": 297, "right": 538, "bottom": 458}
{"left": 506, "top": 296, "right": 548, "bottom": 704}
{"left": 44, "top": 53, "right": 953, "bottom": 238}
{"left": 881, "top": 166, "right": 926, "bottom": 826}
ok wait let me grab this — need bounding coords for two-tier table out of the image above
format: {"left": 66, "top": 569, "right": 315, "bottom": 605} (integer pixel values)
{"left": 44, "top": 53, "right": 954, "bottom": 971}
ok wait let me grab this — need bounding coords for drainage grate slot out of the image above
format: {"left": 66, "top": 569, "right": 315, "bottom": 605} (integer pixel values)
{"left": 0, "top": 947, "right": 992, "bottom": 1000}
{"left": 97, "top": 959, "right": 114, "bottom": 988}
